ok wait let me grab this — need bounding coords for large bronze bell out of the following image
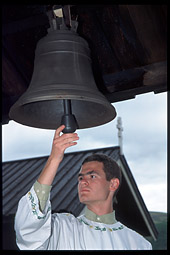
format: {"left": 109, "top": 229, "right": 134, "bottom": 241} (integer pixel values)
{"left": 9, "top": 19, "right": 116, "bottom": 132}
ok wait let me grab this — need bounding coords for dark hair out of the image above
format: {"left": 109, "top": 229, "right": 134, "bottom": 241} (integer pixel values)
{"left": 81, "top": 154, "right": 122, "bottom": 184}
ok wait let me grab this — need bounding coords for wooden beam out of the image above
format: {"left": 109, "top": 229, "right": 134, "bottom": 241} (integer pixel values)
{"left": 143, "top": 61, "right": 167, "bottom": 87}
{"left": 104, "top": 61, "right": 167, "bottom": 103}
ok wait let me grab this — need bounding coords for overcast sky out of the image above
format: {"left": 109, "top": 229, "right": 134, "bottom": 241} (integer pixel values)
{"left": 2, "top": 92, "right": 167, "bottom": 213}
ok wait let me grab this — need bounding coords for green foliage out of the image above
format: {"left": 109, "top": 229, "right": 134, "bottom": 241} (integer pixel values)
{"left": 146, "top": 212, "right": 167, "bottom": 250}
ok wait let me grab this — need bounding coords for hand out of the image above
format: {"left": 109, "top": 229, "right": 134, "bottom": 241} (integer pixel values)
{"left": 50, "top": 125, "right": 79, "bottom": 163}
{"left": 38, "top": 125, "right": 79, "bottom": 185}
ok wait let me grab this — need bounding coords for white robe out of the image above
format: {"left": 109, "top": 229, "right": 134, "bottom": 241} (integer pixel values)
{"left": 14, "top": 186, "right": 152, "bottom": 250}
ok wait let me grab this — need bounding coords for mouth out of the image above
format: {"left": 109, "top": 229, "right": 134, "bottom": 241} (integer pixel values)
{"left": 80, "top": 189, "right": 90, "bottom": 193}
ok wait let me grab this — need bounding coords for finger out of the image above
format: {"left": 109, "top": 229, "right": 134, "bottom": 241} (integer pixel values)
{"left": 62, "top": 141, "right": 78, "bottom": 151}
{"left": 53, "top": 134, "right": 79, "bottom": 145}
{"left": 62, "top": 136, "right": 79, "bottom": 145}
{"left": 54, "top": 132, "right": 78, "bottom": 142}
{"left": 54, "top": 125, "right": 65, "bottom": 139}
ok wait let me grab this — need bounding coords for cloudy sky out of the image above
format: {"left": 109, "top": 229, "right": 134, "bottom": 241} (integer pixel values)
{"left": 2, "top": 91, "right": 167, "bottom": 213}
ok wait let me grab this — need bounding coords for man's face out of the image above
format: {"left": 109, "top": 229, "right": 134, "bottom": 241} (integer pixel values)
{"left": 78, "top": 161, "right": 112, "bottom": 206}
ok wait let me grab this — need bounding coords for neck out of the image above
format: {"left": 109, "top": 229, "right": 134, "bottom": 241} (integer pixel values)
{"left": 86, "top": 202, "right": 113, "bottom": 216}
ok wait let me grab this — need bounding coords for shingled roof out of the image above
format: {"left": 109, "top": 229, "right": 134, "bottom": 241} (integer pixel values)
{"left": 3, "top": 146, "right": 120, "bottom": 216}
{"left": 2, "top": 146, "right": 158, "bottom": 249}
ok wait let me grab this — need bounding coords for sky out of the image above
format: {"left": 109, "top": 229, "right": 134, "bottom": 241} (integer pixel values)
{"left": 2, "top": 91, "right": 167, "bottom": 213}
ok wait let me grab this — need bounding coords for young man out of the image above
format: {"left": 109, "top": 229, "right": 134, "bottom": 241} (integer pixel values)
{"left": 15, "top": 125, "right": 152, "bottom": 250}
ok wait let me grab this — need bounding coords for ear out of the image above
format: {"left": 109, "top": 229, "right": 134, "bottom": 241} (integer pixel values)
{"left": 109, "top": 178, "right": 120, "bottom": 192}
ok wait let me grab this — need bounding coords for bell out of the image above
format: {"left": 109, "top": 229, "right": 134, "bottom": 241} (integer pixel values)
{"left": 9, "top": 23, "right": 116, "bottom": 132}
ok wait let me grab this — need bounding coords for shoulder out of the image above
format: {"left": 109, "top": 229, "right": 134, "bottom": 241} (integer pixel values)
{"left": 121, "top": 223, "right": 152, "bottom": 249}
{"left": 52, "top": 212, "right": 78, "bottom": 223}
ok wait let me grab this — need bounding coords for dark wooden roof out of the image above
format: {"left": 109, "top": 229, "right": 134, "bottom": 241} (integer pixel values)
{"left": 2, "top": 4, "right": 167, "bottom": 125}
{"left": 2, "top": 146, "right": 158, "bottom": 242}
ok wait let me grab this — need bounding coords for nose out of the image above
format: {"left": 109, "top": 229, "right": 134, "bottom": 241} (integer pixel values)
{"left": 79, "top": 176, "right": 89, "bottom": 186}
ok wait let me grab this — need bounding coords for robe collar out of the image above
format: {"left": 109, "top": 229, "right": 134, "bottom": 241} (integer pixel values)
{"left": 84, "top": 207, "right": 117, "bottom": 224}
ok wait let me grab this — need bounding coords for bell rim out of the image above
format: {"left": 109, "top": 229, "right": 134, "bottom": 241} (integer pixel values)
{"left": 9, "top": 98, "right": 116, "bottom": 130}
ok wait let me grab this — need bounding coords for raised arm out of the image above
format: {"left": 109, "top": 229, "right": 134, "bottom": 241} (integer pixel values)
{"left": 15, "top": 125, "right": 79, "bottom": 250}
{"left": 38, "top": 125, "right": 79, "bottom": 186}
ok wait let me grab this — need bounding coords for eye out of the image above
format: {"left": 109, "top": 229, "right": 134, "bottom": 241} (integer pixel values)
{"left": 90, "top": 174, "right": 96, "bottom": 179}
{"left": 78, "top": 176, "right": 83, "bottom": 182}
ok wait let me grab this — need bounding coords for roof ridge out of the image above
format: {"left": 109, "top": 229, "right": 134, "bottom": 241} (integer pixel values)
{"left": 2, "top": 146, "right": 120, "bottom": 164}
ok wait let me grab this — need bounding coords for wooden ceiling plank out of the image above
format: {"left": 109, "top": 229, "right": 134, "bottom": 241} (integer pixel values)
{"left": 2, "top": 51, "right": 27, "bottom": 96}
{"left": 98, "top": 5, "right": 159, "bottom": 69}
{"left": 77, "top": 7, "right": 121, "bottom": 74}
{"left": 2, "top": 13, "right": 49, "bottom": 36}
{"left": 126, "top": 5, "right": 167, "bottom": 64}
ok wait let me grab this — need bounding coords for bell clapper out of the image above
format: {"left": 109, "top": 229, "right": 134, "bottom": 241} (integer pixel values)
{"left": 61, "top": 99, "right": 78, "bottom": 133}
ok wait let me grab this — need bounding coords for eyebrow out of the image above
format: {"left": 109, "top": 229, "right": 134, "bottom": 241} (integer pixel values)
{"left": 78, "top": 170, "right": 99, "bottom": 178}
